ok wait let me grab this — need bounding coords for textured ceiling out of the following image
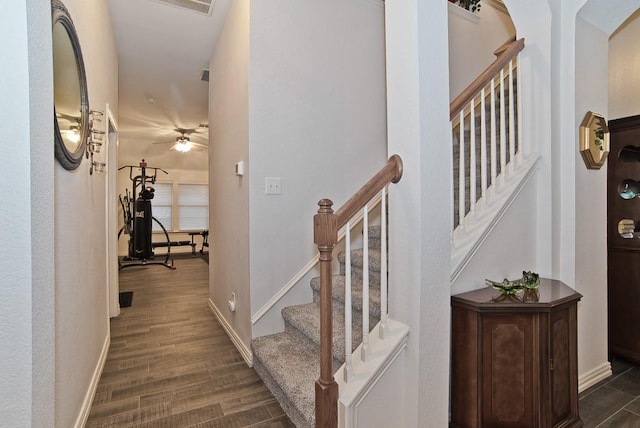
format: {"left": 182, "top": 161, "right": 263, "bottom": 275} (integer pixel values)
{"left": 107, "top": 0, "right": 231, "bottom": 170}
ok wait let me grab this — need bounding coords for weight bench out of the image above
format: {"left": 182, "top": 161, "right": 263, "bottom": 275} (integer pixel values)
{"left": 152, "top": 239, "right": 197, "bottom": 256}
{"left": 188, "top": 230, "right": 209, "bottom": 255}
{"left": 200, "top": 230, "right": 209, "bottom": 254}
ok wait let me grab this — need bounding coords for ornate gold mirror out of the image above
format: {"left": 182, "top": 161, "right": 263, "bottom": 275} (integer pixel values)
{"left": 579, "top": 111, "right": 610, "bottom": 170}
{"left": 52, "top": 0, "right": 89, "bottom": 170}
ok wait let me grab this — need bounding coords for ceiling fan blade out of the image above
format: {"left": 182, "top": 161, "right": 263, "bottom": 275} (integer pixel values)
{"left": 174, "top": 127, "right": 197, "bottom": 135}
{"left": 188, "top": 133, "right": 208, "bottom": 144}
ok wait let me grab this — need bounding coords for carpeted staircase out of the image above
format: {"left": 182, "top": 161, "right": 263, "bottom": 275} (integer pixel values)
{"left": 252, "top": 225, "right": 383, "bottom": 427}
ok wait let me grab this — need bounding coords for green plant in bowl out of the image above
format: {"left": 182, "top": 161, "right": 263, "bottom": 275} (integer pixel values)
{"left": 522, "top": 271, "right": 540, "bottom": 290}
{"left": 485, "top": 278, "right": 523, "bottom": 295}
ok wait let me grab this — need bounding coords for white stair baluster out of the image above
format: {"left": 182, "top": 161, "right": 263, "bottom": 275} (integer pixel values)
{"left": 344, "top": 222, "right": 353, "bottom": 382}
{"left": 516, "top": 58, "right": 523, "bottom": 158}
{"left": 490, "top": 78, "right": 497, "bottom": 194}
{"left": 508, "top": 60, "right": 515, "bottom": 169}
{"left": 361, "top": 205, "right": 369, "bottom": 361}
{"left": 499, "top": 68, "right": 506, "bottom": 182}
{"left": 480, "top": 87, "right": 487, "bottom": 204}
{"left": 451, "top": 128, "right": 456, "bottom": 237}
{"left": 458, "top": 110, "right": 465, "bottom": 229}
{"left": 380, "top": 188, "right": 387, "bottom": 340}
{"left": 470, "top": 99, "right": 476, "bottom": 216}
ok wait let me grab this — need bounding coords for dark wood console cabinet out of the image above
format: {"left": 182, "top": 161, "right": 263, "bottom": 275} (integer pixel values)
{"left": 451, "top": 279, "right": 582, "bottom": 428}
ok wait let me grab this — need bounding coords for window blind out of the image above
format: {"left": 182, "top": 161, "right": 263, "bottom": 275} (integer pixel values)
{"left": 151, "top": 182, "right": 173, "bottom": 231}
{"left": 178, "top": 184, "right": 208, "bottom": 230}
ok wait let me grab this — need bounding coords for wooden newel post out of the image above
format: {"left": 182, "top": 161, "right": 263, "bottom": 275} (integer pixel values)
{"left": 314, "top": 199, "right": 339, "bottom": 428}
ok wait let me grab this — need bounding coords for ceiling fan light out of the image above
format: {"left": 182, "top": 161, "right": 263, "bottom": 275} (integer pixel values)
{"left": 175, "top": 140, "right": 192, "bottom": 152}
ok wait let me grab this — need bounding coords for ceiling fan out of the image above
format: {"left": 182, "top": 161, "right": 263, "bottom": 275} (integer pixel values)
{"left": 153, "top": 128, "right": 208, "bottom": 153}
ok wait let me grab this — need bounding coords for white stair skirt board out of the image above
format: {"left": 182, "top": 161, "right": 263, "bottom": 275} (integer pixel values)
{"left": 74, "top": 332, "right": 110, "bottom": 428}
{"left": 451, "top": 153, "right": 540, "bottom": 282}
{"left": 336, "top": 319, "right": 409, "bottom": 428}
{"left": 578, "top": 362, "right": 613, "bottom": 393}
{"left": 208, "top": 298, "right": 253, "bottom": 367}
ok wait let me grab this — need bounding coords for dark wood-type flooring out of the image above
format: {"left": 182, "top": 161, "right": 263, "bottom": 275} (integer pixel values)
{"left": 86, "top": 255, "right": 294, "bottom": 427}
{"left": 579, "top": 358, "right": 640, "bottom": 427}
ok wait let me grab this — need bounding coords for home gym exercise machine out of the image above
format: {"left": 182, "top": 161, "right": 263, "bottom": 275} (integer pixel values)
{"left": 118, "top": 159, "right": 175, "bottom": 270}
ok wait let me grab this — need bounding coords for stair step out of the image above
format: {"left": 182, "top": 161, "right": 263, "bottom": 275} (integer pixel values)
{"left": 338, "top": 248, "right": 382, "bottom": 286}
{"left": 252, "top": 332, "right": 318, "bottom": 428}
{"left": 251, "top": 227, "right": 385, "bottom": 427}
{"left": 310, "top": 274, "right": 381, "bottom": 326}
{"left": 283, "top": 302, "right": 366, "bottom": 367}
{"left": 368, "top": 224, "right": 382, "bottom": 250}
{"left": 368, "top": 224, "right": 381, "bottom": 239}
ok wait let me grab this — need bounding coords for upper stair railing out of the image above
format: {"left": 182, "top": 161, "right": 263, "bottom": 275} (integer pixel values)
{"left": 450, "top": 37, "right": 525, "bottom": 239}
{"left": 313, "top": 155, "right": 403, "bottom": 427}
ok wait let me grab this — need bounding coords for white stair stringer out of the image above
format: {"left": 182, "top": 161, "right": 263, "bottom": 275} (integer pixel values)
{"left": 335, "top": 318, "right": 409, "bottom": 428}
{"left": 451, "top": 153, "right": 540, "bottom": 282}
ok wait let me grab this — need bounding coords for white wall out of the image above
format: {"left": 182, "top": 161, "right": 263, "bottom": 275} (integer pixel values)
{"left": 610, "top": 10, "right": 640, "bottom": 120}
{"left": 448, "top": 2, "right": 515, "bottom": 99}
{"left": 385, "top": 0, "right": 452, "bottom": 425}
{"left": 574, "top": 15, "right": 610, "bottom": 384}
{"left": 53, "top": 0, "right": 118, "bottom": 426}
{"left": 248, "top": 0, "right": 387, "bottom": 324}
{"left": 1, "top": 1, "right": 55, "bottom": 426}
{"left": 501, "top": 0, "right": 554, "bottom": 279}
{"left": 452, "top": 177, "right": 538, "bottom": 294}
{"left": 209, "top": 0, "right": 252, "bottom": 352}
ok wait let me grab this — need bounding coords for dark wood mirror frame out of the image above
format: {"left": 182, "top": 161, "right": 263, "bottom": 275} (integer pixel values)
{"left": 52, "top": 0, "right": 89, "bottom": 170}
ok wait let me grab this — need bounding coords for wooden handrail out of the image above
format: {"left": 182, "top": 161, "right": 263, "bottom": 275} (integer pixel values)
{"left": 313, "top": 155, "right": 403, "bottom": 428}
{"left": 450, "top": 38, "right": 524, "bottom": 121}
{"left": 335, "top": 154, "right": 403, "bottom": 229}
{"left": 493, "top": 35, "right": 517, "bottom": 57}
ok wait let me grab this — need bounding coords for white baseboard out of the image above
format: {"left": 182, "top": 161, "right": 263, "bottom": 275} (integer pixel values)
{"left": 578, "top": 361, "right": 612, "bottom": 393}
{"left": 208, "top": 298, "right": 253, "bottom": 367}
{"left": 73, "top": 332, "right": 110, "bottom": 428}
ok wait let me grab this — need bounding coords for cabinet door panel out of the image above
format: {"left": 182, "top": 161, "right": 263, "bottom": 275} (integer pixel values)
{"left": 551, "top": 310, "right": 570, "bottom": 424}
{"left": 481, "top": 315, "right": 535, "bottom": 427}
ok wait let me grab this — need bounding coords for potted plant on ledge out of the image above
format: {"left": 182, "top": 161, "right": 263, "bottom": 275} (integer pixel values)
{"left": 449, "top": 0, "right": 481, "bottom": 13}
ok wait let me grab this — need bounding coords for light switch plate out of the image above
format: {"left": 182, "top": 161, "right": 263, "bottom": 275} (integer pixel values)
{"left": 265, "top": 177, "right": 281, "bottom": 194}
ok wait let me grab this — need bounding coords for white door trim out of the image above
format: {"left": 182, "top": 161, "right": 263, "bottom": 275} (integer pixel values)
{"left": 105, "top": 104, "right": 120, "bottom": 318}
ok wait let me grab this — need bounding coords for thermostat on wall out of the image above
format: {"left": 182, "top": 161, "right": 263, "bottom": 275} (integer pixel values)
{"left": 235, "top": 161, "right": 244, "bottom": 176}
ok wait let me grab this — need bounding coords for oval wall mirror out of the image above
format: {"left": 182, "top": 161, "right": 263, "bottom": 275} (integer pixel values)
{"left": 52, "top": 0, "right": 89, "bottom": 170}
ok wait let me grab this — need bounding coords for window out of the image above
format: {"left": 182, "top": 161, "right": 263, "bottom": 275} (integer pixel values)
{"left": 178, "top": 184, "right": 209, "bottom": 230}
{"left": 151, "top": 182, "right": 173, "bottom": 232}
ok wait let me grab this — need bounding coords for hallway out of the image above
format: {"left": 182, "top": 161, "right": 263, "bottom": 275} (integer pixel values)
{"left": 86, "top": 256, "right": 293, "bottom": 427}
